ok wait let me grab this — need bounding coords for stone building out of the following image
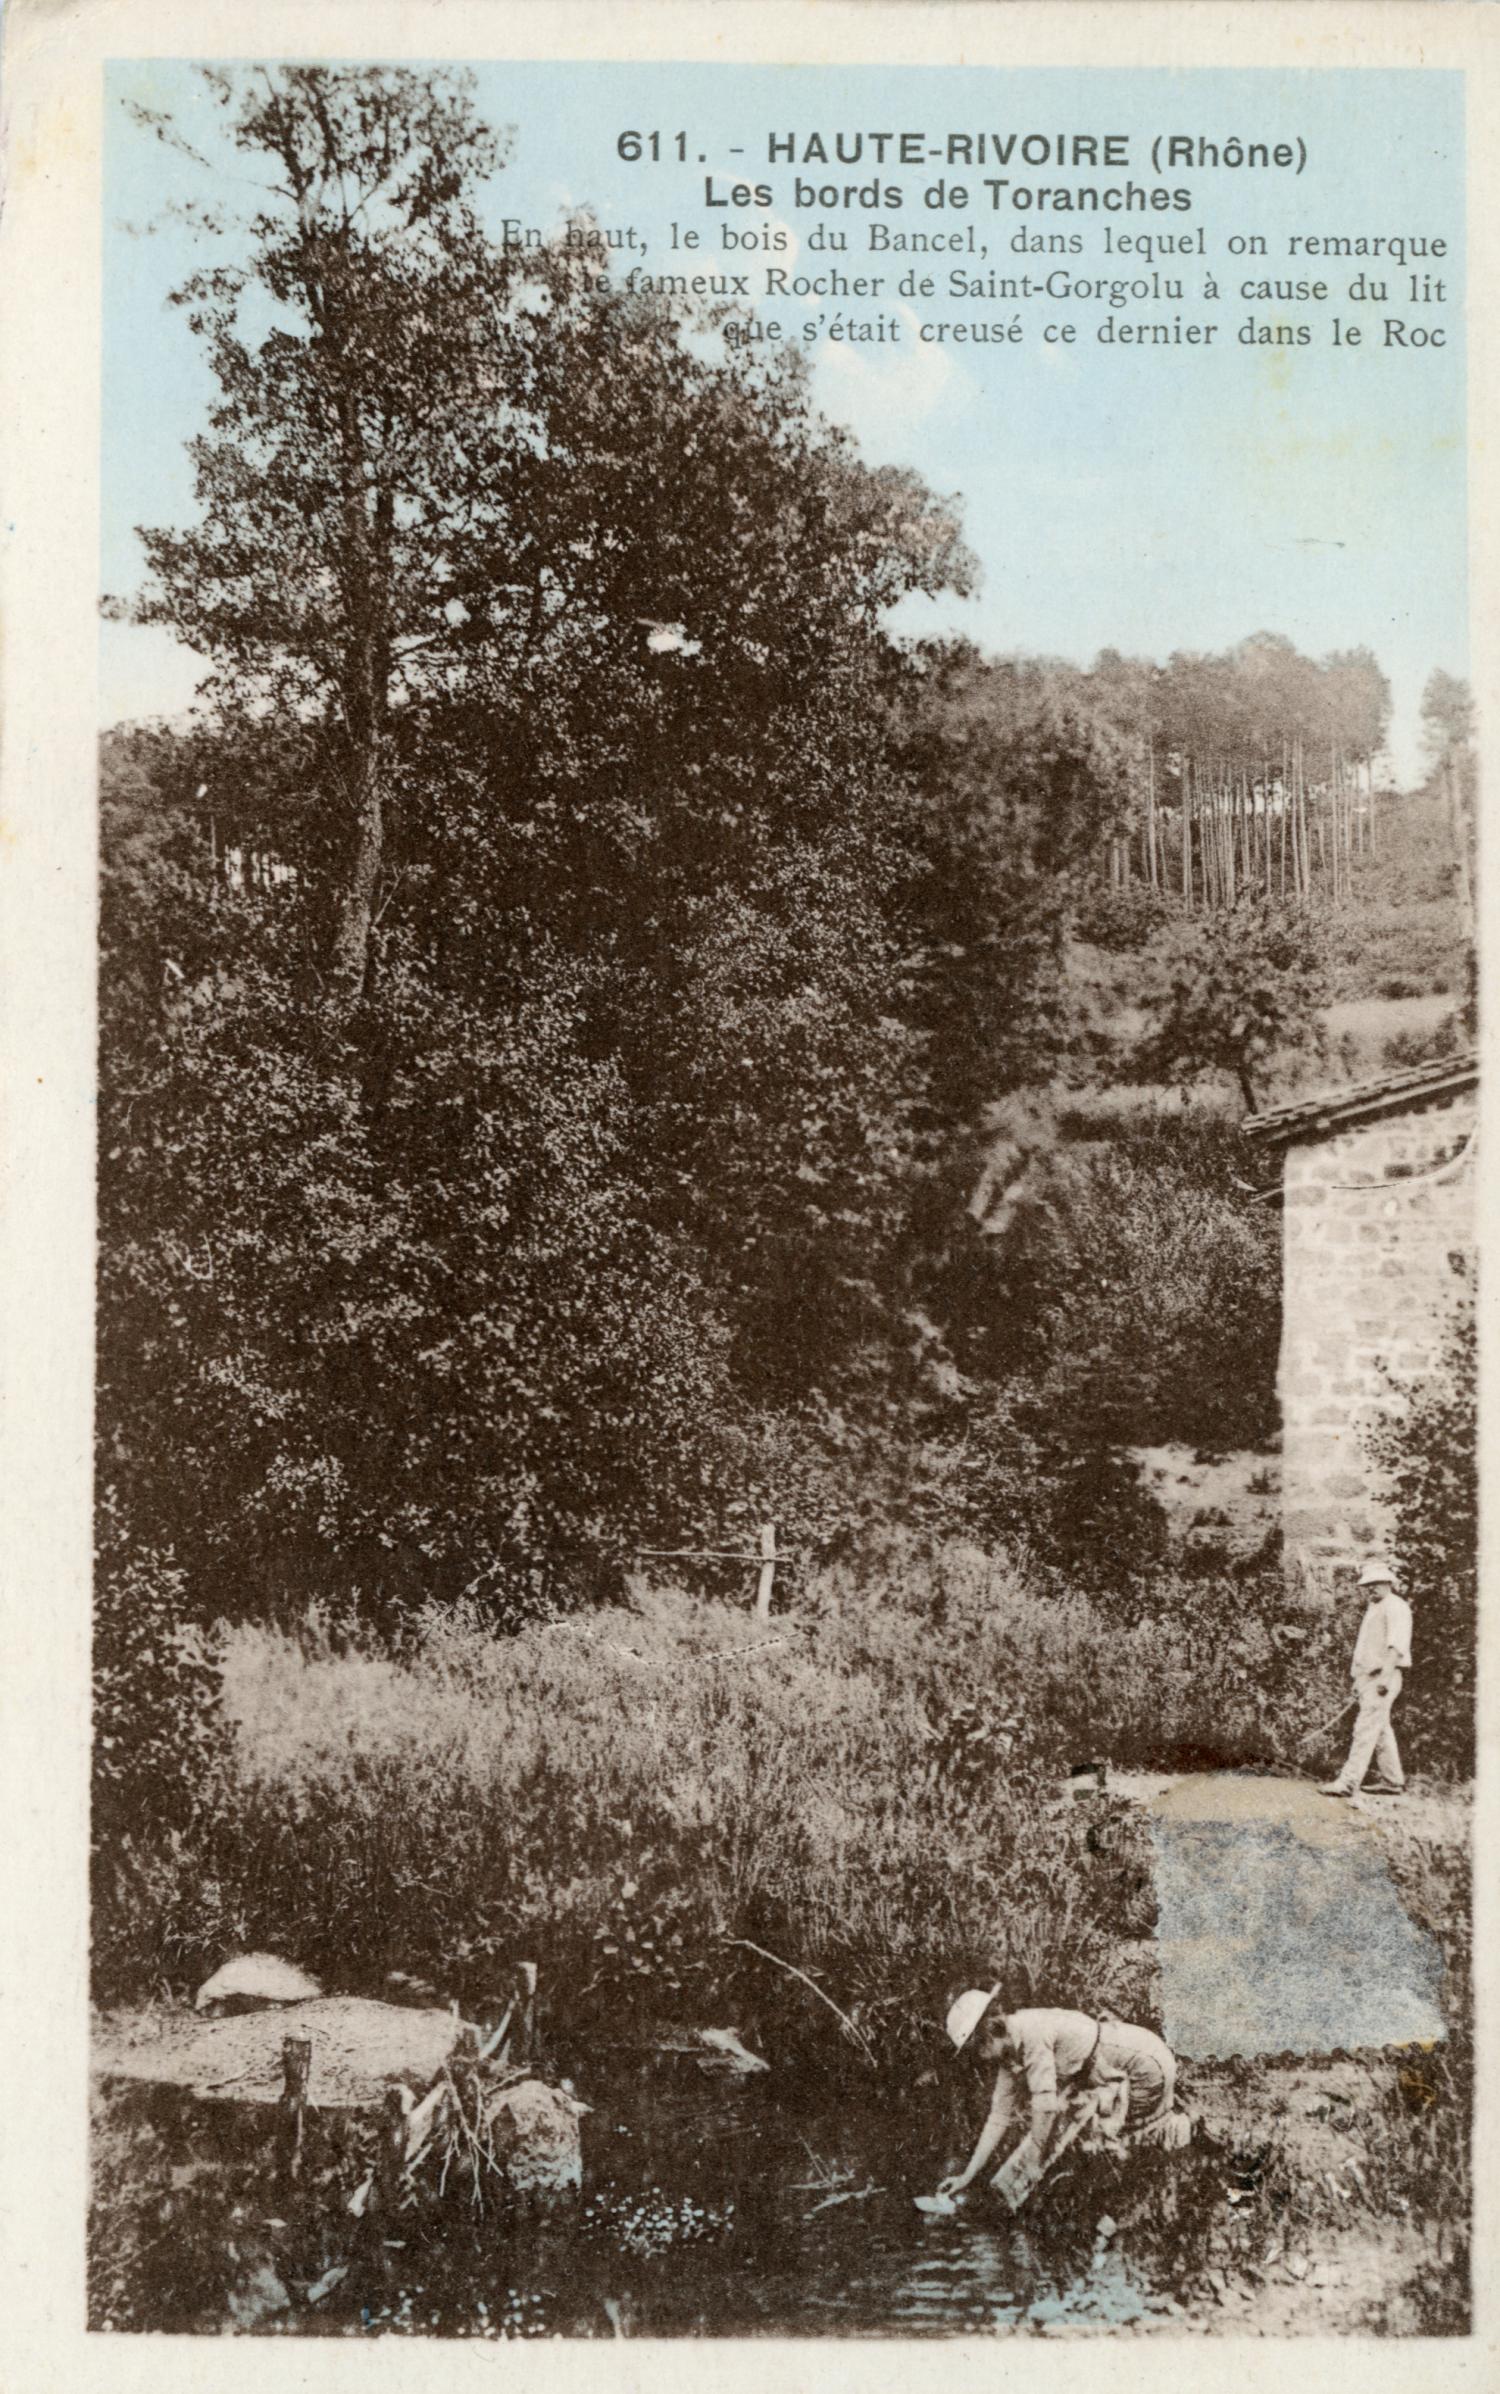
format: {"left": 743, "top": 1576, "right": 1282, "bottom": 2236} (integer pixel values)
{"left": 1244, "top": 1052, "right": 1477, "bottom": 1577}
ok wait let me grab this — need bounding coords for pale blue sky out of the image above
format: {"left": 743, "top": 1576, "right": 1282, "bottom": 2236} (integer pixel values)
{"left": 102, "top": 61, "right": 1466, "bottom": 780}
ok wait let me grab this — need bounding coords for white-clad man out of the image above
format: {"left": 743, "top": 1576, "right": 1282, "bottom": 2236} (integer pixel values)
{"left": 1319, "top": 1556, "right": 1413, "bottom": 1799}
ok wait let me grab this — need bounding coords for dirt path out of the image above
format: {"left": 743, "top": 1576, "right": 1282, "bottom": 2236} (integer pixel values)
{"left": 1110, "top": 1767, "right": 1471, "bottom": 1856}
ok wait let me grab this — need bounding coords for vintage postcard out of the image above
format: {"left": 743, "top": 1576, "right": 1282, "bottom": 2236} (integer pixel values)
{"left": 0, "top": 0, "right": 1494, "bottom": 2382}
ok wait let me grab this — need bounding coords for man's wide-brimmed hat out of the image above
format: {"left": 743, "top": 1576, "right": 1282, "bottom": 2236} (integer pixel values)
{"left": 1358, "top": 1557, "right": 1396, "bottom": 1587}
{"left": 945, "top": 1987, "right": 1001, "bottom": 2052}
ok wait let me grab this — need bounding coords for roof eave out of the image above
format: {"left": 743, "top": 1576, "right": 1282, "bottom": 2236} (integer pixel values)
{"left": 1243, "top": 1054, "right": 1479, "bottom": 1146}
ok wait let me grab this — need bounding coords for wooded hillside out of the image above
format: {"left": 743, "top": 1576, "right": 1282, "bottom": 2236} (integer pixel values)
{"left": 99, "top": 68, "right": 1476, "bottom": 1642}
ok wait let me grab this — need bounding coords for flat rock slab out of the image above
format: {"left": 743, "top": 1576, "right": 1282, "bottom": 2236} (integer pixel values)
{"left": 1146, "top": 1775, "right": 1446, "bottom": 2060}
{"left": 92, "top": 1996, "right": 471, "bottom": 2109}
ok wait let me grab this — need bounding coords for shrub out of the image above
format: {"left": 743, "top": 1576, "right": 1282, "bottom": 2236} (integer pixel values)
{"left": 1380, "top": 1015, "right": 1462, "bottom": 1072}
{"left": 971, "top": 1112, "right": 1282, "bottom": 1453}
{"left": 1324, "top": 897, "right": 1466, "bottom": 1008}
{"left": 1073, "top": 881, "right": 1179, "bottom": 952}
{"left": 1365, "top": 1297, "right": 1476, "bottom": 1775}
{"left": 93, "top": 1491, "right": 222, "bottom": 1844}
{"left": 1033, "top": 1443, "right": 1170, "bottom": 1591}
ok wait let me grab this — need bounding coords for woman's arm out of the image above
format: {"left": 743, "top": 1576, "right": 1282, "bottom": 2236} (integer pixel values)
{"left": 939, "top": 2069, "right": 1016, "bottom": 2193}
{"left": 1027, "top": 2092, "right": 1068, "bottom": 2159}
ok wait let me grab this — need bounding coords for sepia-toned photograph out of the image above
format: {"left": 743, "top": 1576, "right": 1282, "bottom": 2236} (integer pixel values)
{"left": 2, "top": 3, "right": 1485, "bottom": 2356}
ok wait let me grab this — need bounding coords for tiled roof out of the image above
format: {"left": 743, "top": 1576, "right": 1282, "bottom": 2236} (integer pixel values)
{"left": 1243, "top": 1050, "right": 1478, "bottom": 1145}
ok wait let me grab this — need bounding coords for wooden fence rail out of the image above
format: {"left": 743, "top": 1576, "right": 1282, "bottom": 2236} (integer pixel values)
{"left": 627, "top": 1522, "right": 794, "bottom": 1619}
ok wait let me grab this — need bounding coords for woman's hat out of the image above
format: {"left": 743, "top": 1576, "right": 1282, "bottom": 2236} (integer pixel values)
{"left": 945, "top": 1987, "right": 1001, "bottom": 2051}
{"left": 1358, "top": 1557, "right": 1395, "bottom": 1587}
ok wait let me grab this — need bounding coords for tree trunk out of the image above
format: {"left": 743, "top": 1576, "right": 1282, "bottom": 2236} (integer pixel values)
{"left": 327, "top": 384, "right": 391, "bottom": 1010}
{"left": 330, "top": 740, "right": 386, "bottom": 998}
{"left": 1145, "top": 739, "right": 1157, "bottom": 889}
{"left": 1239, "top": 772, "right": 1249, "bottom": 888}
{"left": 1203, "top": 769, "right": 1217, "bottom": 909}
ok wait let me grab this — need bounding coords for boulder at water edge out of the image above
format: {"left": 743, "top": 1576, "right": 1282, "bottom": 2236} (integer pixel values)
{"left": 194, "top": 1953, "right": 324, "bottom": 2014}
{"left": 482, "top": 2078, "right": 587, "bottom": 2197}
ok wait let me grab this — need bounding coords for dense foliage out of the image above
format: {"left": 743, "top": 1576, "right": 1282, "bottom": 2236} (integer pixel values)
{"left": 1134, "top": 899, "right": 1329, "bottom": 1112}
{"left": 1365, "top": 1296, "right": 1477, "bottom": 1774}
{"left": 99, "top": 66, "right": 1468, "bottom": 1670}
{"left": 101, "top": 70, "right": 987, "bottom": 1621}
{"left": 93, "top": 1551, "right": 1349, "bottom": 2012}
{"left": 975, "top": 1111, "right": 1283, "bottom": 1452}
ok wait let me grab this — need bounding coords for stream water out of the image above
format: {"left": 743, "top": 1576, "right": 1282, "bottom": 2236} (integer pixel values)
{"left": 307, "top": 2066, "right": 1189, "bottom": 2340}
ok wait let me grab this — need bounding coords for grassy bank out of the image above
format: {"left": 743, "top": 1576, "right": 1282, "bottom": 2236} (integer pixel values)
{"left": 95, "top": 1545, "right": 1347, "bottom": 2050}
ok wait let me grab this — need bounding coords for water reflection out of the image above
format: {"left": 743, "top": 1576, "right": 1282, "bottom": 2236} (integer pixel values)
{"left": 435, "top": 2065, "right": 1185, "bottom": 2338}
{"left": 181, "top": 2057, "right": 1192, "bottom": 2338}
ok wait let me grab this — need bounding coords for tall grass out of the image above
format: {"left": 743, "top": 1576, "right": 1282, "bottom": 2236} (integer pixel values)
{"left": 95, "top": 1543, "right": 1351, "bottom": 2060}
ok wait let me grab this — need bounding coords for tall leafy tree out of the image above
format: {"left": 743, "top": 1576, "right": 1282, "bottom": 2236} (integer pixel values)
{"left": 1419, "top": 669, "right": 1476, "bottom": 933}
{"left": 1419, "top": 669, "right": 1475, "bottom": 760}
{"left": 895, "top": 643, "right": 1129, "bottom": 1130}
{"left": 1134, "top": 898, "right": 1327, "bottom": 1112}
{"left": 125, "top": 68, "right": 527, "bottom": 1004}
{"left": 102, "top": 70, "right": 976, "bottom": 1616}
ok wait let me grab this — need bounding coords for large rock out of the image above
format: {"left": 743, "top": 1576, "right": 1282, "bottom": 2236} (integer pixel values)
{"left": 194, "top": 1953, "right": 323, "bottom": 2014}
{"left": 93, "top": 1996, "right": 472, "bottom": 2109}
{"left": 482, "top": 2077, "right": 586, "bottom": 2196}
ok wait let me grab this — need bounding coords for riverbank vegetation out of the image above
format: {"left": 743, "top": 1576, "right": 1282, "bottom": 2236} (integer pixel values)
{"left": 96, "top": 1551, "right": 1356, "bottom": 2027}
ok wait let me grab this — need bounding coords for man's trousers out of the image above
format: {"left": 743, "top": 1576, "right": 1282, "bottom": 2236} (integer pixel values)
{"left": 1334, "top": 1667, "right": 1404, "bottom": 1791}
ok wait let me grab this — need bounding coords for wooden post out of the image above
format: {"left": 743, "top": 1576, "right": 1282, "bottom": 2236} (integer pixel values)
{"left": 277, "top": 2035, "right": 312, "bottom": 2191}
{"left": 755, "top": 1522, "right": 777, "bottom": 1620}
{"left": 375, "top": 2084, "right": 409, "bottom": 2213}
{"left": 513, "top": 1961, "right": 538, "bottom": 2068}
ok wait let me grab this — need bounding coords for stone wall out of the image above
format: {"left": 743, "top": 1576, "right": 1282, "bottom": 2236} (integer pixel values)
{"left": 1279, "top": 1086, "right": 1476, "bottom": 1577}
